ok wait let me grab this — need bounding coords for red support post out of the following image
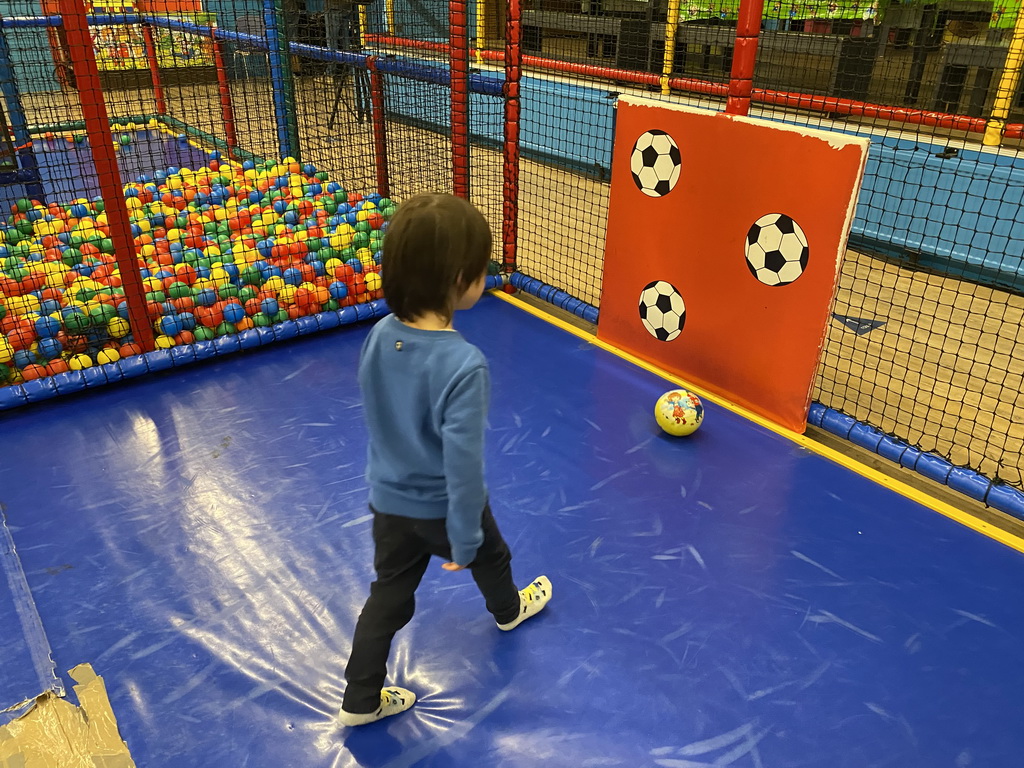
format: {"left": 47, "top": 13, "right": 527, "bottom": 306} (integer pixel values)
{"left": 449, "top": 0, "right": 471, "bottom": 199}
{"left": 726, "top": 0, "right": 764, "bottom": 115}
{"left": 211, "top": 33, "right": 238, "bottom": 157}
{"left": 502, "top": 0, "right": 522, "bottom": 276}
{"left": 140, "top": 23, "right": 166, "bottom": 116}
{"left": 59, "top": 0, "right": 156, "bottom": 352}
{"left": 367, "top": 57, "right": 391, "bottom": 198}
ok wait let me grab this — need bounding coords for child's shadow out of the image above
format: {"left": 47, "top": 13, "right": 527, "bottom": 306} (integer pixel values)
{"left": 343, "top": 726, "right": 406, "bottom": 766}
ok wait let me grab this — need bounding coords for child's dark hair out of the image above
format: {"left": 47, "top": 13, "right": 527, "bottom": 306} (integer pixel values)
{"left": 381, "top": 193, "right": 492, "bottom": 322}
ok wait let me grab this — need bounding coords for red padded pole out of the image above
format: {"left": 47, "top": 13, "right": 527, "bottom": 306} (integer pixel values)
{"left": 60, "top": 0, "right": 155, "bottom": 352}
{"left": 449, "top": 0, "right": 471, "bottom": 199}
{"left": 368, "top": 57, "right": 391, "bottom": 198}
{"left": 502, "top": 0, "right": 522, "bottom": 275}
{"left": 725, "top": 0, "right": 764, "bottom": 115}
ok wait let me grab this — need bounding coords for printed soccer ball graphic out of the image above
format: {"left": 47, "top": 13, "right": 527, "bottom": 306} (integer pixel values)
{"left": 630, "top": 130, "right": 682, "bottom": 198}
{"left": 638, "top": 280, "right": 685, "bottom": 341}
{"left": 744, "top": 213, "right": 809, "bottom": 287}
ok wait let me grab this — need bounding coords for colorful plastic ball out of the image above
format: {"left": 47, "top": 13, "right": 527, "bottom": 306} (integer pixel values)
{"left": 654, "top": 389, "right": 704, "bottom": 437}
{"left": 259, "top": 297, "right": 279, "bottom": 316}
{"left": 20, "top": 363, "right": 48, "bottom": 381}
{"left": 12, "top": 349, "right": 33, "bottom": 369}
{"left": 0, "top": 336, "right": 13, "bottom": 364}
{"left": 364, "top": 272, "right": 382, "bottom": 293}
{"left": 119, "top": 342, "right": 143, "bottom": 357}
{"left": 328, "top": 281, "right": 348, "bottom": 300}
{"left": 64, "top": 308, "right": 92, "bottom": 332}
{"left": 36, "top": 337, "right": 63, "bottom": 360}
{"left": 222, "top": 302, "right": 245, "bottom": 324}
{"left": 194, "top": 288, "right": 218, "bottom": 307}
{"left": 35, "top": 315, "right": 61, "bottom": 338}
{"left": 108, "top": 317, "right": 131, "bottom": 338}
{"left": 158, "top": 314, "right": 184, "bottom": 336}
{"left": 194, "top": 326, "right": 215, "bottom": 341}
{"left": 96, "top": 348, "right": 121, "bottom": 365}
{"left": 68, "top": 353, "right": 94, "bottom": 370}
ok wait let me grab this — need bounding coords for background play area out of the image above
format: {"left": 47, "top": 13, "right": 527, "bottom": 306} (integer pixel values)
{"left": 1, "top": 0, "right": 1023, "bottom": 764}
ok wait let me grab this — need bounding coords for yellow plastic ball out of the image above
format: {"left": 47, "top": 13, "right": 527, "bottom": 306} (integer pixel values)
{"left": 364, "top": 272, "right": 382, "bottom": 292}
{"left": 96, "top": 348, "right": 121, "bottom": 365}
{"left": 108, "top": 317, "right": 130, "bottom": 338}
{"left": 155, "top": 335, "right": 176, "bottom": 350}
{"left": 278, "top": 285, "right": 297, "bottom": 305}
{"left": 68, "top": 353, "right": 94, "bottom": 370}
{"left": 0, "top": 336, "right": 13, "bottom": 364}
{"left": 654, "top": 389, "right": 704, "bottom": 437}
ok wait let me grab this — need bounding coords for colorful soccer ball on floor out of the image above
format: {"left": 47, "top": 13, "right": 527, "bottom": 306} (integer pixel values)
{"left": 654, "top": 388, "right": 703, "bottom": 437}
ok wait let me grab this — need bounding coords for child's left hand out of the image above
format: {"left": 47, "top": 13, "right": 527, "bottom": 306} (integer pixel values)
{"left": 441, "top": 562, "right": 466, "bottom": 571}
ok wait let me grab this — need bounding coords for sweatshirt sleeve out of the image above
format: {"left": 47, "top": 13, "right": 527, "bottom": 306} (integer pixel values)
{"left": 441, "top": 364, "right": 490, "bottom": 566}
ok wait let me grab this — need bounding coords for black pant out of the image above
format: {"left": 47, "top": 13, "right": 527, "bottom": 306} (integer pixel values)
{"left": 342, "top": 504, "right": 520, "bottom": 714}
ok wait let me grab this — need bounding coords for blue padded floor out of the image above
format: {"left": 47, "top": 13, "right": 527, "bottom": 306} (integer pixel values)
{"left": 0, "top": 295, "right": 1022, "bottom": 766}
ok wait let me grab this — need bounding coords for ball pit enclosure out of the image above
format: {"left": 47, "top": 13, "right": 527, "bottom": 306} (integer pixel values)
{"left": 0, "top": 124, "right": 395, "bottom": 398}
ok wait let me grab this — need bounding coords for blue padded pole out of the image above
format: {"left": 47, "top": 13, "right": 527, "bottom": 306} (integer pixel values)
{"left": 264, "top": 0, "right": 299, "bottom": 161}
{"left": 0, "top": 22, "right": 44, "bottom": 202}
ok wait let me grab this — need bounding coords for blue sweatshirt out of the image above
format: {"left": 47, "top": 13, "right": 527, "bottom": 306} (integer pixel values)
{"left": 358, "top": 314, "right": 489, "bottom": 566}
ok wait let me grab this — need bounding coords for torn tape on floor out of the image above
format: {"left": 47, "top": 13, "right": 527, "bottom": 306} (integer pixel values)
{"left": 0, "top": 664, "right": 136, "bottom": 768}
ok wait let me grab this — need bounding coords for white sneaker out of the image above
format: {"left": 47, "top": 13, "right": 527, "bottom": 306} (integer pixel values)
{"left": 497, "top": 576, "right": 552, "bottom": 631}
{"left": 338, "top": 687, "right": 416, "bottom": 726}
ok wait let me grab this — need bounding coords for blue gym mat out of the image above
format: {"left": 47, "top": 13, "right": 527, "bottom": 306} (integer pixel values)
{"left": 0, "top": 295, "right": 1022, "bottom": 765}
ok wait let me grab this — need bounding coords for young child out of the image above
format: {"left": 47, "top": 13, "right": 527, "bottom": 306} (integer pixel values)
{"left": 338, "top": 193, "right": 552, "bottom": 727}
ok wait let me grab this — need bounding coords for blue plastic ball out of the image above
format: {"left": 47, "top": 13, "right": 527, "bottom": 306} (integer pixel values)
{"left": 159, "top": 314, "right": 184, "bottom": 336}
{"left": 222, "top": 302, "right": 245, "bottom": 324}
{"left": 35, "top": 316, "right": 61, "bottom": 338}
{"left": 194, "top": 288, "right": 217, "bottom": 307}
{"left": 36, "top": 337, "right": 63, "bottom": 360}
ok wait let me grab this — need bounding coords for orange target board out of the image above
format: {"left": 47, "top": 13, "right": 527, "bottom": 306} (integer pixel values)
{"left": 597, "top": 96, "right": 869, "bottom": 432}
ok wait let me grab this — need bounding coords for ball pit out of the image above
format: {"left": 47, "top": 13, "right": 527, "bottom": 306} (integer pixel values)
{"left": 0, "top": 136, "right": 398, "bottom": 387}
